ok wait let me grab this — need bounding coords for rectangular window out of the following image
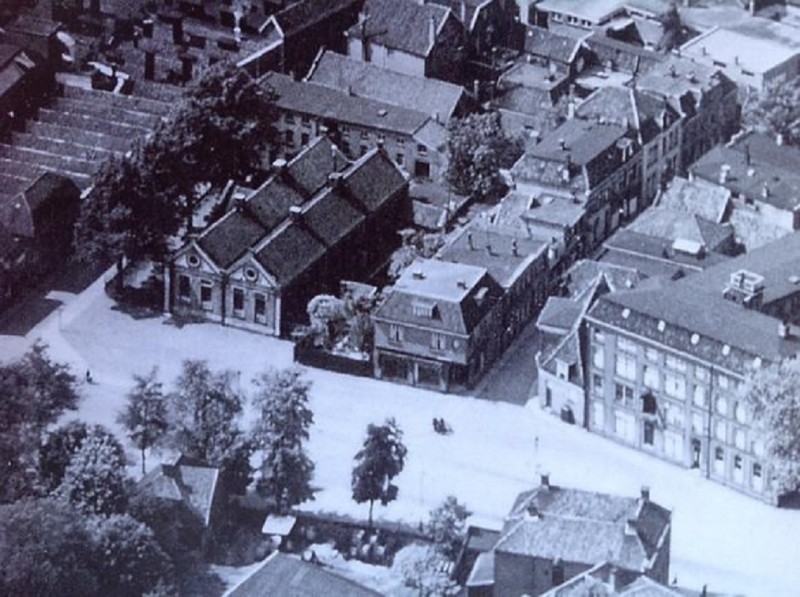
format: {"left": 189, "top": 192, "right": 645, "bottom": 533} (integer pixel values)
{"left": 614, "top": 353, "right": 636, "bottom": 380}
{"left": 734, "top": 428, "right": 746, "bottom": 450}
{"left": 592, "top": 401, "right": 605, "bottom": 429}
{"left": 592, "top": 328, "right": 605, "bottom": 344}
{"left": 714, "top": 446, "right": 725, "bottom": 475}
{"left": 664, "top": 373, "right": 686, "bottom": 399}
{"left": 692, "top": 384, "right": 707, "bottom": 407}
{"left": 614, "top": 411, "right": 636, "bottom": 443}
{"left": 695, "top": 366, "right": 709, "bottom": 382}
{"left": 592, "top": 374, "right": 603, "bottom": 393}
{"left": 254, "top": 293, "right": 267, "bottom": 322}
{"left": 301, "top": 114, "right": 310, "bottom": 126}
{"left": 665, "top": 403, "right": 683, "bottom": 428}
{"left": 389, "top": 324, "right": 403, "bottom": 342}
{"left": 232, "top": 287, "right": 245, "bottom": 317}
{"left": 643, "top": 365, "right": 659, "bottom": 389}
{"left": 714, "top": 420, "right": 727, "bottom": 442}
{"left": 431, "top": 334, "right": 445, "bottom": 350}
{"left": 178, "top": 275, "right": 191, "bottom": 301}
{"left": 200, "top": 281, "right": 213, "bottom": 310}
{"left": 285, "top": 112, "right": 295, "bottom": 124}
{"left": 417, "top": 144, "right": 428, "bottom": 156}
{"left": 285, "top": 130, "right": 294, "bottom": 145}
{"left": 664, "top": 431, "right": 683, "bottom": 461}
{"left": 752, "top": 463, "right": 763, "bottom": 490}
{"left": 592, "top": 346, "right": 604, "bottom": 369}
{"left": 360, "top": 130, "right": 370, "bottom": 140}
{"left": 644, "top": 347, "right": 659, "bottom": 362}
{"left": 665, "top": 355, "right": 687, "bottom": 373}
{"left": 643, "top": 421, "right": 655, "bottom": 446}
{"left": 616, "top": 336, "right": 637, "bottom": 354}
{"left": 691, "top": 412, "right": 706, "bottom": 434}
{"left": 301, "top": 132, "right": 309, "bottom": 146}
{"left": 615, "top": 383, "right": 633, "bottom": 404}
{"left": 395, "top": 153, "right": 404, "bottom": 165}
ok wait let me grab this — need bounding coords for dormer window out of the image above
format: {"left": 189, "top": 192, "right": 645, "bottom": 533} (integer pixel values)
{"left": 412, "top": 301, "right": 437, "bottom": 318}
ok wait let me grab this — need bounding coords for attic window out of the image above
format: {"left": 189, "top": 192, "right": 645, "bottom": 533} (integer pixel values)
{"left": 622, "top": 308, "right": 630, "bottom": 319}
{"left": 187, "top": 254, "right": 201, "bottom": 268}
{"left": 753, "top": 356, "right": 762, "bottom": 369}
{"left": 722, "top": 344, "right": 731, "bottom": 356}
{"left": 377, "top": 109, "right": 388, "bottom": 117}
{"left": 690, "top": 333, "right": 700, "bottom": 345}
{"left": 412, "top": 301, "right": 437, "bottom": 318}
{"left": 657, "top": 320, "right": 666, "bottom": 333}
{"left": 244, "top": 267, "right": 258, "bottom": 282}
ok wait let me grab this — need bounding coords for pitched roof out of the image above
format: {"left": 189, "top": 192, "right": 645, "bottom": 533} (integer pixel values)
{"left": 307, "top": 51, "right": 466, "bottom": 121}
{"left": 528, "top": 119, "right": 629, "bottom": 166}
{"left": 347, "top": 0, "right": 455, "bottom": 57}
{"left": 138, "top": 461, "right": 220, "bottom": 527}
{"left": 654, "top": 177, "right": 730, "bottom": 223}
{"left": 627, "top": 209, "right": 735, "bottom": 253}
{"left": 575, "top": 86, "right": 678, "bottom": 143}
{"left": 496, "top": 484, "right": 670, "bottom": 573}
{"left": 229, "top": 552, "right": 381, "bottom": 597}
{"left": 524, "top": 25, "right": 586, "bottom": 63}
{"left": 261, "top": 72, "right": 431, "bottom": 135}
{"left": 564, "top": 259, "right": 642, "bottom": 298}
{"left": 538, "top": 296, "right": 584, "bottom": 333}
{"left": 0, "top": 172, "right": 78, "bottom": 239}
{"left": 272, "top": 0, "right": 362, "bottom": 37}
{"left": 374, "top": 258, "right": 503, "bottom": 335}
{"left": 438, "top": 225, "right": 547, "bottom": 289}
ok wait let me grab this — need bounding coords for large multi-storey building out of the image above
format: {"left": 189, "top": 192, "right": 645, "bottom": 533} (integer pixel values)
{"left": 581, "top": 233, "right": 800, "bottom": 503}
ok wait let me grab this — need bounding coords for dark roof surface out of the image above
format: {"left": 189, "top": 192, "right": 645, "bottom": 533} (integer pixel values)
{"left": 529, "top": 119, "right": 628, "bottom": 166}
{"left": 138, "top": 461, "right": 220, "bottom": 526}
{"left": 273, "top": 0, "right": 362, "bottom": 37}
{"left": 524, "top": 25, "right": 585, "bottom": 63}
{"left": 230, "top": 552, "right": 381, "bottom": 597}
{"left": 347, "top": 0, "right": 454, "bottom": 57}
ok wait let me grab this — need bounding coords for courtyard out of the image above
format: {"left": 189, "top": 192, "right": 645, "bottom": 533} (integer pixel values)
{"left": 0, "top": 276, "right": 798, "bottom": 596}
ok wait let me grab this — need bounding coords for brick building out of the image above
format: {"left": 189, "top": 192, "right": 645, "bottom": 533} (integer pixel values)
{"left": 465, "top": 477, "right": 671, "bottom": 597}
{"left": 167, "top": 137, "right": 410, "bottom": 336}
{"left": 260, "top": 71, "right": 448, "bottom": 180}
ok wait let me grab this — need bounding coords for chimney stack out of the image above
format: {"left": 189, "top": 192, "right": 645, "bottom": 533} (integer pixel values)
{"left": 776, "top": 133, "right": 784, "bottom": 146}
{"left": 289, "top": 205, "right": 303, "bottom": 221}
{"left": 640, "top": 485, "right": 650, "bottom": 501}
{"left": 779, "top": 321, "right": 791, "bottom": 339}
{"left": 428, "top": 16, "right": 437, "bottom": 50}
{"left": 719, "top": 164, "right": 731, "bottom": 184}
{"left": 558, "top": 138, "right": 566, "bottom": 150}
{"left": 540, "top": 472, "right": 550, "bottom": 489}
{"left": 762, "top": 183, "right": 770, "bottom": 199}
{"left": 624, "top": 519, "right": 637, "bottom": 537}
{"left": 512, "top": 238, "right": 519, "bottom": 256}
{"left": 143, "top": 18, "right": 154, "bottom": 38}
{"left": 467, "top": 231, "right": 474, "bottom": 250}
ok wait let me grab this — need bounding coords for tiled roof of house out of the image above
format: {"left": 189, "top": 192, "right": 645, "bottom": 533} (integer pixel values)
{"left": 261, "top": 72, "right": 431, "bottom": 135}
{"left": 528, "top": 119, "right": 628, "bottom": 166}
{"left": 585, "top": 32, "right": 665, "bottom": 72}
{"left": 604, "top": 228, "right": 730, "bottom": 272}
{"left": 727, "top": 208, "right": 790, "bottom": 252}
{"left": 494, "top": 63, "right": 566, "bottom": 113}
{"left": 636, "top": 56, "right": 734, "bottom": 116}
{"left": 272, "top": 0, "right": 362, "bottom": 37}
{"left": 538, "top": 297, "right": 583, "bottom": 333}
{"left": 229, "top": 552, "right": 381, "bottom": 597}
{"left": 0, "top": 172, "right": 78, "bottom": 239}
{"left": 308, "top": 51, "right": 465, "bottom": 121}
{"left": 438, "top": 225, "right": 547, "bottom": 289}
{"left": 429, "top": 0, "right": 485, "bottom": 29}
{"left": 654, "top": 177, "right": 730, "bottom": 223}
{"left": 620, "top": 576, "right": 684, "bottom": 596}
{"left": 496, "top": 484, "right": 670, "bottom": 573}
{"left": 374, "top": 258, "right": 503, "bottom": 335}
{"left": 564, "top": 259, "right": 642, "bottom": 298}
{"left": 524, "top": 25, "right": 586, "bottom": 63}
{"left": 627, "top": 209, "right": 735, "bottom": 254}
{"left": 137, "top": 460, "right": 220, "bottom": 527}
{"left": 346, "top": 0, "right": 454, "bottom": 57}
{"left": 190, "top": 138, "right": 405, "bottom": 284}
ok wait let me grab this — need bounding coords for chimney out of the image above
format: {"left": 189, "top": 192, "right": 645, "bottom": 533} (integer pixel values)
{"left": 669, "top": 64, "right": 677, "bottom": 77}
{"left": 432, "top": 111, "right": 440, "bottom": 124}
{"left": 776, "top": 133, "right": 784, "bottom": 146}
{"left": 467, "top": 231, "right": 474, "bottom": 250}
{"left": 457, "top": 279, "right": 467, "bottom": 289}
{"left": 473, "top": 79, "right": 480, "bottom": 100}
{"left": 272, "top": 158, "right": 288, "bottom": 173}
{"left": 428, "top": 16, "right": 437, "bottom": 50}
{"left": 719, "top": 164, "right": 731, "bottom": 184}
{"left": 744, "top": 142, "right": 751, "bottom": 165}
{"left": 778, "top": 321, "right": 791, "bottom": 339}
{"left": 289, "top": 205, "right": 303, "bottom": 221}
{"left": 762, "top": 183, "right": 770, "bottom": 199}
{"left": 558, "top": 138, "right": 566, "bottom": 150}
{"left": 624, "top": 519, "right": 638, "bottom": 537}
{"left": 143, "top": 18, "right": 154, "bottom": 38}
{"left": 640, "top": 485, "right": 650, "bottom": 501}
{"left": 412, "top": 269, "right": 425, "bottom": 280}
{"left": 512, "top": 238, "right": 519, "bottom": 256}
{"left": 540, "top": 472, "right": 550, "bottom": 489}
{"left": 144, "top": 51, "right": 155, "bottom": 81}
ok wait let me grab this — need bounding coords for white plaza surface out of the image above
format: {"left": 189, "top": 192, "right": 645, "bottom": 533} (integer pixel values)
{"left": 1, "top": 276, "right": 798, "bottom": 597}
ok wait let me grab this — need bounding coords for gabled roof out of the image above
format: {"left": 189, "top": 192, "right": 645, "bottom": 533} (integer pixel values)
{"left": 0, "top": 43, "right": 38, "bottom": 98}
{"left": 308, "top": 51, "right": 466, "bottom": 121}
{"left": 270, "top": 0, "right": 362, "bottom": 37}
{"left": 229, "top": 552, "right": 381, "bottom": 597}
{"left": 524, "top": 25, "right": 587, "bottom": 63}
{"left": 537, "top": 296, "right": 584, "bottom": 334}
{"left": 496, "top": 484, "right": 670, "bottom": 573}
{"left": 626, "top": 209, "right": 735, "bottom": 254}
{"left": 138, "top": 459, "right": 221, "bottom": 527}
{"left": 0, "top": 172, "right": 78, "bottom": 239}
{"left": 528, "top": 119, "right": 629, "bottom": 166}
{"left": 261, "top": 72, "right": 431, "bottom": 135}
{"left": 564, "top": 259, "right": 642, "bottom": 298}
{"left": 654, "top": 177, "right": 730, "bottom": 224}
{"left": 429, "top": 0, "right": 488, "bottom": 30}
{"left": 347, "top": 0, "right": 457, "bottom": 58}
{"left": 374, "top": 258, "right": 503, "bottom": 335}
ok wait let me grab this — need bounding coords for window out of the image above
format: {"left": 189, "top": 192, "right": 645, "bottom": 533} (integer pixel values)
{"left": 645, "top": 347, "right": 659, "bottom": 362}
{"left": 592, "top": 346, "right": 604, "bottom": 369}
{"left": 360, "top": 145, "right": 368, "bottom": 156}
{"left": 592, "top": 374, "right": 603, "bottom": 394}
{"left": 643, "top": 365, "right": 659, "bottom": 389}
{"left": 178, "top": 275, "right": 191, "bottom": 301}
{"left": 254, "top": 293, "right": 267, "bottom": 322}
{"left": 752, "top": 438, "right": 765, "bottom": 458}
{"left": 664, "top": 373, "right": 686, "bottom": 399}
{"left": 691, "top": 412, "right": 706, "bottom": 434}
{"left": 615, "top": 383, "right": 634, "bottom": 404}
{"left": 200, "top": 280, "right": 213, "bottom": 310}
{"left": 614, "top": 411, "right": 636, "bottom": 443}
{"left": 412, "top": 301, "right": 436, "bottom": 318}
{"left": 734, "top": 428, "right": 746, "bottom": 450}
{"left": 389, "top": 324, "right": 403, "bottom": 342}
{"left": 734, "top": 402, "right": 747, "bottom": 424}
{"left": 592, "top": 328, "right": 605, "bottom": 344}
{"left": 642, "top": 393, "right": 658, "bottom": 415}
{"left": 616, "top": 336, "right": 637, "bottom": 353}
{"left": 665, "top": 431, "right": 683, "bottom": 461}
{"left": 417, "top": 144, "right": 428, "bottom": 156}
{"left": 643, "top": 421, "right": 655, "bottom": 446}
{"left": 665, "top": 403, "right": 683, "bottom": 428}
{"left": 431, "top": 333, "right": 445, "bottom": 350}
{"left": 733, "top": 455, "right": 744, "bottom": 483}
{"left": 284, "top": 130, "right": 294, "bottom": 145}
{"left": 301, "top": 114, "right": 310, "bottom": 126}
{"left": 545, "top": 385, "right": 552, "bottom": 407}
{"left": 692, "top": 384, "right": 707, "bottom": 407}
{"left": 752, "top": 463, "right": 763, "bottom": 490}
{"left": 301, "top": 132, "right": 309, "bottom": 146}
{"left": 714, "top": 446, "right": 725, "bottom": 475}
{"left": 716, "top": 396, "right": 728, "bottom": 416}
{"left": 714, "top": 421, "right": 726, "bottom": 442}
{"left": 717, "top": 375, "right": 730, "bottom": 390}
{"left": 615, "top": 353, "right": 636, "bottom": 380}
{"left": 233, "top": 288, "right": 245, "bottom": 316}
{"left": 360, "top": 130, "right": 370, "bottom": 140}
{"left": 244, "top": 267, "right": 258, "bottom": 282}
{"left": 285, "top": 112, "right": 295, "bottom": 124}
{"left": 665, "top": 355, "right": 687, "bottom": 372}
{"left": 395, "top": 153, "right": 404, "bottom": 165}
{"left": 187, "top": 254, "right": 200, "bottom": 268}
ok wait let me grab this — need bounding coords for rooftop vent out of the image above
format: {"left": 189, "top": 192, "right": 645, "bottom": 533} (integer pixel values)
{"left": 288, "top": 205, "right": 303, "bottom": 221}
{"left": 789, "top": 275, "right": 800, "bottom": 285}
{"left": 723, "top": 270, "right": 765, "bottom": 310}
{"left": 412, "top": 270, "right": 425, "bottom": 280}
{"left": 377, "top": 108, "right": 388, "bottom": 117}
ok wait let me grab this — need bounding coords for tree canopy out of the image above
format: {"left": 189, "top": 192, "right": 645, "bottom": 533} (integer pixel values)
{"left": 743, "top": 76, "right": 800, "bottom": 148}
{"left": 74, "top": 62, "right": 279, "bottom": 266}
{"left": 426, "top": 496, "right": 472, "bottom": 561}
{"left": 119, "top": 368, "right": 169, "bottom": 475}
{"left": 741, "top": 357, "right": 800, "bottom": 494}
{"left": 251, "top": 367, "right": 315, "bottom": 513}
{"left": 352, "top": 418, "right": 408, "bottom": 528}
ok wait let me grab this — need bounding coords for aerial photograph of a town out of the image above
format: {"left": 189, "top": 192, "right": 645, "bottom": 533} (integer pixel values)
{"left": 1, "top": 0, "right": 799, "bottom": 595}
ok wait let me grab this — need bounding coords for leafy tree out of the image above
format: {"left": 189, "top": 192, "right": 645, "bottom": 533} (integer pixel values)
{"left": 119, "top": 368, "right": 169, "bottom": 475}
{"left": 426, "top": 496, "right": 472, "bottom": 561}
{"left": 352, "top": 418, "right": 407, "bottom": 529}
{"left": 57, "top": 426, "right": 128, "bottom": 515}
{"left": 446, "top": 112, "right": 522, "bottom": 202}
{"left": 88, "top": 514, "right": 176, "bottom": 597}
{"left": 165, "top": 360, "right": 251, "bottom": 492}
{"left": 75, "top": 62, "right": 279, "bottom": 269}
{"left": 743, "top": 76, "right": 800, "bottom": 148}
{"left": 306, "top": 294, "right": 348, "bottom": 348}
{"left": 39, "top": 420, "right": 92, "bottom": 492}
{"left": 392, "top": 544, "right": 459, "bottom": 597}
{"left": 251, "top": 367, "right": 315, "bottom": 513}
{"left": 0, "top": 498, "right": 100, "bottom": 596}
{"left": 388, "top": 230, "right": 445, "bottom": 281}
{"left": 0, "top": 343, "right": 80, "bottom": 502}
{"left": 656, "top": 2, "right": 684, "bottom": 52}
{"left": 741, "top": 358, "right": 800, "bottom": 494}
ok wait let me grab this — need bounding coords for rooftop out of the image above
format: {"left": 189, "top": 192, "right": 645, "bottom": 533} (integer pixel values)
{"left": 306, "top": 51, "right": 466, "bottom": 121}
{"left": 654, "top": 177, "right": 731, "bottom": 223}
{"left": 528, "top": 118, "right": 629, "bottom": 166}
{"left": 271, "top": 0, "right": 361, "bottom": 37}
{"left": 438, "top": 225, "right": 547, "bottom": 289}
{"left": 524, "top": 25, "right": 586, "bottom": 63}
{"left": 536, "top": 0, "right": 627, "bottom": 23}
{"left": 393, "top": 258, "right": 488, "bottom": 303}
{"left": 137, "top": 459, "right": 220, "bottom": 526}
{"left": 260, "top": 72, "right": 431, "bottom": 135}
{"left": 636, "top": 55, "right": 734, "bottom": 110}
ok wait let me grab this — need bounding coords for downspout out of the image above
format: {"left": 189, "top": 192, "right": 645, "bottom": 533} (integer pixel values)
{"left": 220, "top": 274, "right": 228, "bottom": 326}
